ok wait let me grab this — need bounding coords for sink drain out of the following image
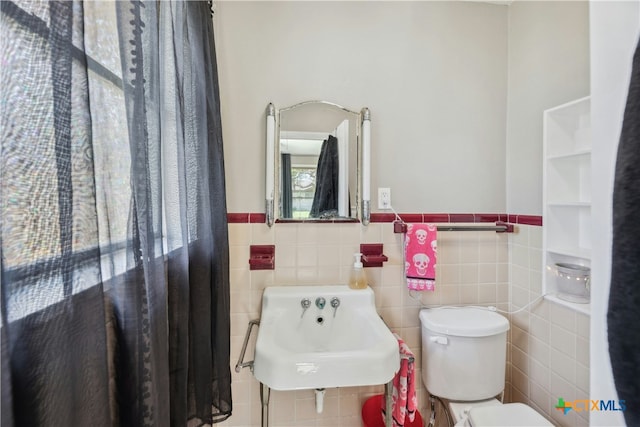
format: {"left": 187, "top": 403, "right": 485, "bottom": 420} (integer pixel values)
{"left": 316, "top": 316, "right": 324, "bottom": 324}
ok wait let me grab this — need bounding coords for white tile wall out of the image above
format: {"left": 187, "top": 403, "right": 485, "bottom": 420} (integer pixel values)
{"left": 220, "top": 221, "right": 509, "bottom": 426}
{"left": 507, "top": 225, "right": 590, "bottom": 427}
{"left": 224, "top": 221, "right": 591, "bottom": 427}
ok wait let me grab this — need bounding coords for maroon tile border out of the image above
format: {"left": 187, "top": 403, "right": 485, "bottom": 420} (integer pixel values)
{"left": 227, "top": 213, "right": 250, "bottom": 223}
{"left": 227, "top": 212, "right": 543, "bottom": 226}
{"left": 398, "top": 213, "right": 423, "bottom": 223}
{"left": 423, "top": 214, "right": 450, "bottom": 223}
{"left": 370, "top": 213, "right": 396, "bottom": 223}
{"left": 449, "top": 213, "right": 475, "bottom": 223}
{"left": 249, "top": 213, "right": 266, "bottom": 223}
{"left": 512, "top": 214, "right": 543, "bottom": 226}
{"left": 476, "top": 213, "right": 500, "bottom": 223}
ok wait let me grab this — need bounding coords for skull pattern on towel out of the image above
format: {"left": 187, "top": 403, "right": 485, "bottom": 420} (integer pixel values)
{"left": 404, "top": 224, "right": 437, "bottom": 291}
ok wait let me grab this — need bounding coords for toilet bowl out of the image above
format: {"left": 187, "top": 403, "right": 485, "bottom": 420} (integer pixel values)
{"left": 420, "top": 307, "right": 553, "bottom": 427}
{"left": 449, "top": 399, "right": 552, "bottom": 426}
{"left": 448, "top": 398, "right": 502, "bottom": 426}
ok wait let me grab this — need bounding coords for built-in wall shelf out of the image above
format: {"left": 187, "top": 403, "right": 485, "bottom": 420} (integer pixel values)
{"left": 546, "top": 247, "right": 591, "bottom": 259}
{"left": 542, "top": 96, "right": 591, "bottom": 315}
{"left": 544, "top": 294, "right": 591, "bottom": 316}
{"left": 547, "top": 202, "right": 591, "bottom": 208}
{"left": 547, "top": 149, "right": 591, "bottom": 160}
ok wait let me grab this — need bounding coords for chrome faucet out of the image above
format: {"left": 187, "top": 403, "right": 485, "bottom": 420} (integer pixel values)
{"left": 300, "top": 298, "right": 311, "bottom": 318}
{"left": 330, "top": 297, "right": 340, "bottom": 317}
{"left": 315, "top": 297, "right": 326, "bottom": 309}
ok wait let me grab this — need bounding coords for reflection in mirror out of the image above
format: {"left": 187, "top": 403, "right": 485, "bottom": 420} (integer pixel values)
{"left": 275, "top": 101, "right": 362, "bottom": 222}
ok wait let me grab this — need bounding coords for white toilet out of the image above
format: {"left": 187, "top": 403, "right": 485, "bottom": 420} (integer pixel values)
{"left": 419, "top": 307, "right": 553, "bottom": 427}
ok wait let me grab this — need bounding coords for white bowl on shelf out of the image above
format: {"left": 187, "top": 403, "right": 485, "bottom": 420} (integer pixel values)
{"left": 555, "top": 263, "right": 590, "bottom": 304}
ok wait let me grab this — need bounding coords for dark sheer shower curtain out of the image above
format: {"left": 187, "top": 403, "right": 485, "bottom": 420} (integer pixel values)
{"left": 609, "top": 39, "right": 640, "bottom": 426}
{"left": 310, "top": 135, "right": 339, "bottom": 218}
{"left": 281, "top": 153, "right": 293, "bottom": 218}
{"left": 1, "top": 1, "right": 231, "bottom": 426}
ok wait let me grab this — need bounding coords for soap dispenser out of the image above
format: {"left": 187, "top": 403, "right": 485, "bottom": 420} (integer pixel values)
{"left": 348, "top": 253, "right": 368, "bottom": 290}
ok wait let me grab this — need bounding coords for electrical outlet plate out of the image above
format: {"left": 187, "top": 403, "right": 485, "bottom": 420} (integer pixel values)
{"left": 378, "top": 188, "right": 391, "bottom": 209}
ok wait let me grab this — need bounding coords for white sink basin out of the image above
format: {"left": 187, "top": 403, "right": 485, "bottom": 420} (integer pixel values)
{"left": 253, "top": 285, "right": 399, "bottom": 390}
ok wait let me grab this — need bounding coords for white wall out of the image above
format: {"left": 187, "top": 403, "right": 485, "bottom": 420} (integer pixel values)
{"left": 590, "top": 2, "right": 640, "bottom": 426}
{"left": 503, "top": 10, "right": 591, "bottom": 419}
{"left": 215, "top": 1, "right": 508, "bottom": 214}
{"left": 506, "top": 1, "right": 590, "bottom": 215}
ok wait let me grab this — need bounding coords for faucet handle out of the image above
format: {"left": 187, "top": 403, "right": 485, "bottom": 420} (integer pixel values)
{"left": 330, "top": 297, "right": 340, "bottom": 317}
{"left": 300, "top": 298, "right": 311, "bottom": 318}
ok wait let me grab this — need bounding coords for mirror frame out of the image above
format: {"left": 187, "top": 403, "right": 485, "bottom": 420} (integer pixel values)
{"left": 265, "top": 101, "right": 370, "bottom": 226}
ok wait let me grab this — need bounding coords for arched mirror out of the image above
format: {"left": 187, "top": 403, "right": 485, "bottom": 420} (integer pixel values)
{"left": 265, "top": 101, "right": 370, "bottom": 225}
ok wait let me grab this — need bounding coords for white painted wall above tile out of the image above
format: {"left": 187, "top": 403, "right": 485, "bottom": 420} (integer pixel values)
{"left": 215, "top": 1, "right": 507, "bottom": 214}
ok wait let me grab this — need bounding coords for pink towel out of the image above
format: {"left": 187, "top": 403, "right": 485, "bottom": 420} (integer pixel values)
{"left": 381, "top": 333, "right": 417, "bottom": 427}
{"left": 404, "top": 223, "right": 437, "bottom": 291}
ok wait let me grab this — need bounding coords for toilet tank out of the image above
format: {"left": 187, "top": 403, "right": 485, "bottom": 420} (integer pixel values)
{"left": 420, "top": 307, "right": 510, "bottom": 401}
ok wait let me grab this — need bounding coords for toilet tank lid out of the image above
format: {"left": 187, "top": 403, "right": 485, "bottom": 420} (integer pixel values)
{"left": 419, "top": 307, "right": 509, "bottom": 337}
{"left": 468, "top": 403, "right": 553, "bottom": 426}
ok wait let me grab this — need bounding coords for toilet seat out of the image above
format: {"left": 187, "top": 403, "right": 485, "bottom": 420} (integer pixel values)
{"left": 467, "top": 402, "right": 553, "bottom": 427}
{"left": 448, "top": 399, "right": 501, "bottom": 425}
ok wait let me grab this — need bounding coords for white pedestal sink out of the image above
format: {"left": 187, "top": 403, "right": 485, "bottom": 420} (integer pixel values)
{"left": 253, "top": 285, "right": 399, "bottom": 390}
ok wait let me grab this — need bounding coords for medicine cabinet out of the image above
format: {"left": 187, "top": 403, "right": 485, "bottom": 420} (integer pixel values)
{"left": 265, "top": 101, "right": 371, "bottom": 226}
